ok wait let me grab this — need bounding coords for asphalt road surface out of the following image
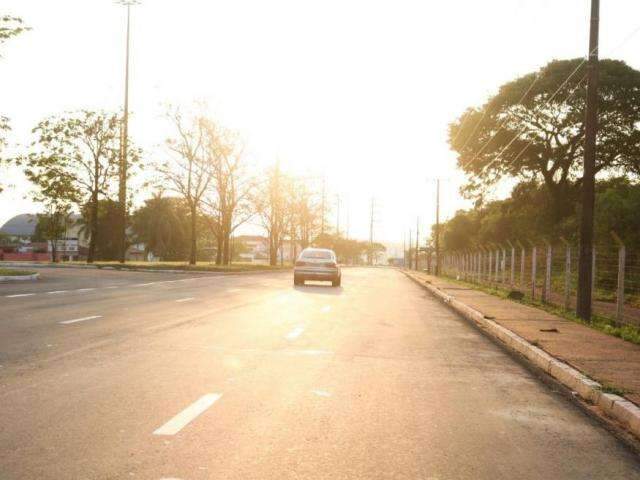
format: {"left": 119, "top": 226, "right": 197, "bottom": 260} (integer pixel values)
{"left": 1, "top": 267, "right": 639, "bottom": 479}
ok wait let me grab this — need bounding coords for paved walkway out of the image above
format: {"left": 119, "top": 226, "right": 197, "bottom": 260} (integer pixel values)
{"left": 411, "top": 271, "right": 640, "bottom": 406}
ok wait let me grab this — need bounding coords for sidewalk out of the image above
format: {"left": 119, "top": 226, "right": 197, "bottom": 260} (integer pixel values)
{"left": 407, "top": 270, "right": 640, "bottom": 407}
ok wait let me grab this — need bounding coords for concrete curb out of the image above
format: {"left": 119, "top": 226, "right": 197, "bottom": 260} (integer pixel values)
{"left": 0, "top": 272, "right": 39, "bottom": 282}
{"left": 0, "top": 262, "right": 290, "bottom": 276}
{"left": 403, "top": 270, "right": 640, "bottom": 440}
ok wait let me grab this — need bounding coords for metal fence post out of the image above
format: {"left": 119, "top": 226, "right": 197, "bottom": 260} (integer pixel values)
{"left": 611, "top": 231, "right": 626, "bottom": 324}
{"left": 507, "top": 240, "right": 515, "bottom": 288}
{"left": 487, "top": 245, "right": 493, "bottom": 285}
{"left": 480, "top": 246, "right": 487, "bottom": 285}
{"left": 517, "top": 240, "right": 525, "bottom": 290}
{"left": 560, "top": 237, "right": 571, "bottom": 310}
{"left": 501, "top": 245, "right": 507, "bottom": 285}
{"left": 495, "top": 246, "right": 500, "bottom": 284}
{"left": 542, "top": 239, "right": 552, "bottom": 304}
{"left": 591, "top": 246, "right": 596, "bottom": 310}
{"left": 530, "top": 241, "right": 537, "bottom": 300}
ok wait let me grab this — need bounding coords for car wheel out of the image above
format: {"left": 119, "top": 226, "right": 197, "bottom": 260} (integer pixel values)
{"left": 332, "top": 276, "right": 341, "bottom": 287}
{"left": 294, "top": 276, "right": 303, "bottom": 286}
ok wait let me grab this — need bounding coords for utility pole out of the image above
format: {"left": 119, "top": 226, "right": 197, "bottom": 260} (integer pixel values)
{"left": 435, "top": 179, "right": 441, "bottom": 276}
{"left": 321, "top": 177, "right": 326, "bottom": 236}
{"left": 117, "top": 0, "right": 137, "bottom": 264}
{"left": 403, "top": 232, "right": 406, "bottom": 268}
{"left": 369, "top": 198, "right": 375, "bottom": 265}
{"left": 336, "top": 194, "right": 341, "bottom": 237}
{"left": 577, "top": 0, "right": 600, "bottom": 321}
{"left": 415, "top": 217, "right": 419, "bottom": 271}
{"left": 345, "top": 198, "right": 350, "bottom": 240}
{"left": 409, "top": 229, "right": 412, "bottom": 269}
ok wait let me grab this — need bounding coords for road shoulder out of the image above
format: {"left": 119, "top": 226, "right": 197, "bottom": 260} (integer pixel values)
{"left": 403, "top": 269, "right": 640, "bottom": 446}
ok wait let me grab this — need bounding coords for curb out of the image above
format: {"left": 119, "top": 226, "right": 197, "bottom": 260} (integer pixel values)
{"left": 403, "top": 270, "right": 640, "bottom": 440}
{"left": 0, "top": 262, "right": 290, "bottom": 276}
{"left": 0, "top": 272, "right": 39, "bottom": 282}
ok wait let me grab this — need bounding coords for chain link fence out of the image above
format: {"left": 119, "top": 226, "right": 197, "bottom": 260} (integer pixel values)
{"left": 419, "top": 234, "right": 640, "bottom": 327}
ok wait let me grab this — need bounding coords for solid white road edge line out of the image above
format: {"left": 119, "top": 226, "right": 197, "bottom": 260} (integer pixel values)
{"left": 59, "top": 315, "right": 103, "bottom": 325}
{"left": 285, "top": 326, "right": 305, "bottom": 340}
{"left": 312, "top": 390, "right": 332, "bottom": 397}
{"left": 153, "top": 393, "right": 222, "bottom": 436}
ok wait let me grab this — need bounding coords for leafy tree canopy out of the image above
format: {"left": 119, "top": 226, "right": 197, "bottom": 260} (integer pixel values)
{"left": 449, "top": 59, "right": 640, "bottom": 213}
{"left": 438, "top": 177, "right": 640, "bottom": 251}
{"left": 0, "top": 15, "right": 29, "bottom": 54}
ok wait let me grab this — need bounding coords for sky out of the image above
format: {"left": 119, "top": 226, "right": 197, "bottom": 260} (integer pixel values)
{"left": 2, "top": 0, "right": 640, "bottom": 250}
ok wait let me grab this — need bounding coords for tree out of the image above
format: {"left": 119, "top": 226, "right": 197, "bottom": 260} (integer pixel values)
{"left": 131, "top": 193, "right": 191, "bottom": 261}
{"left": 201, "top": 120, "right": 254, "bottom": 265}
{"left": 157, "top": 108, "right": 213, "bottom": 265}
{"left": 289, "top": 181, "right": 321, "bottom": 250}
{"left": 17, "top": 111, "right": 123, "bottom": 262}
{"left": 254, "top": 164, "right": 289, "bottom": 266}
{"left": 1, "top": 15, "right": 29, "bottom": 53}
{"left": 0, "top": 115, "right": 9, "bottom": 192}
{"left": 1, "top": 15, "right": 30, "bottom": 192}
{"left": 28, "top": 175, "right": 78, "bottom": 262}
{"left": 449, "top": 59, "right": 640, "bottom": 220}
{"left": 77, "top": 199, "right": 123, "bottom": 261}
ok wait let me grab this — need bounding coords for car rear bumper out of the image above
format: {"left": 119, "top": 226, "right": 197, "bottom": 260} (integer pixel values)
{"left": 294, "top": 268, "right": 340, "bottom": 280}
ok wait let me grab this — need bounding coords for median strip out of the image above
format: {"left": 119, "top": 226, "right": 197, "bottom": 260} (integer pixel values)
{"left": 59, "top": 315, "right": 102, "bottom": 325}
{"left": 153, "top": 393, "right": 222, "bottom": 436}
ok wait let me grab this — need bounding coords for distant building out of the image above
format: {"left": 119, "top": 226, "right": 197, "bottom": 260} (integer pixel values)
{"left": 0, "top": 213, "right": 86, "bottom": 261}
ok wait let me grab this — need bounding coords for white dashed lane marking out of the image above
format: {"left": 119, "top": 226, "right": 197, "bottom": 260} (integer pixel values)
{"left": 153, "top": 393, "right": 222, "bottom": 436}
{"left": 59, "top": 315, "right": 103, "bottom": 325}
{"left": 285, "top": 326, "right": 305, "bottom": 340}
{"left": 312, "top": 390, "right": 332, "bottom": 397}
{"left": 176, "top": 297, "right": 195, "bottom": 303}
{"left": 46, "top": 290, "right": 68, "bottom": 295}
{"left": 5, "top": 293, "right": 36, "bottom": 298}
{"left": 321, "top": 305, "right": 331, "bottom": 313}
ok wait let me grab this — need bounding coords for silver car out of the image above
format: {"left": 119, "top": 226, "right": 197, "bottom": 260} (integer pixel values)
{"left": 294, "top": 248, "right": 341, "bottom": 287}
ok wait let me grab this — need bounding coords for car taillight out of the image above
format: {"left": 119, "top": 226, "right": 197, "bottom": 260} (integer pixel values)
{"left": 295, "top": 261, "right": 307, "bottom": 266}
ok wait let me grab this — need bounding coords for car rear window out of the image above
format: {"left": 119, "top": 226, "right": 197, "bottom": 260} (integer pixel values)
{"left": 301, "top": 250, "right": 333, "bottom": 260}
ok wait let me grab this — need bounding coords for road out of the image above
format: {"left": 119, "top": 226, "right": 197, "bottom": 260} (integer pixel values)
{"left": 1, "top": 267, "right": 639, "bottom": 479}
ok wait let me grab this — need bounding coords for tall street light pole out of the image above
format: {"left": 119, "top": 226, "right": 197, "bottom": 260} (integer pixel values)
{"left": 577, "top": 0, "right": 600, "bottom": 321}
{"left": 435, "top": 179, "right": 440, "bottom": 276}
{"left": 117, "top": 0, "right": 138, "bottom": 264}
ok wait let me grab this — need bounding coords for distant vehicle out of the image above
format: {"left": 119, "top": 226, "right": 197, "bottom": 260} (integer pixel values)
{"left": 294, "top": 248, "right": 341, "bottom": 287}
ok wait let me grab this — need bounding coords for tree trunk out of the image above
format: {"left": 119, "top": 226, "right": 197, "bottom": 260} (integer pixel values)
{"left": 87, "top": 192, "right": 98, "bottom": 264}
{"left": 215, "top": 235, "right": 223, "bottom": 265}
{"left": 269, "top": 234, "right": 277, "bottom": 266}
{"left": 50, "top": 240, "right": 58, "bottom": 263}
{"left": 189, "top": 203, "right": 197, "bottom": 265}
{"left": 223, "top": 234, "right": 230, "bottom": 266}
